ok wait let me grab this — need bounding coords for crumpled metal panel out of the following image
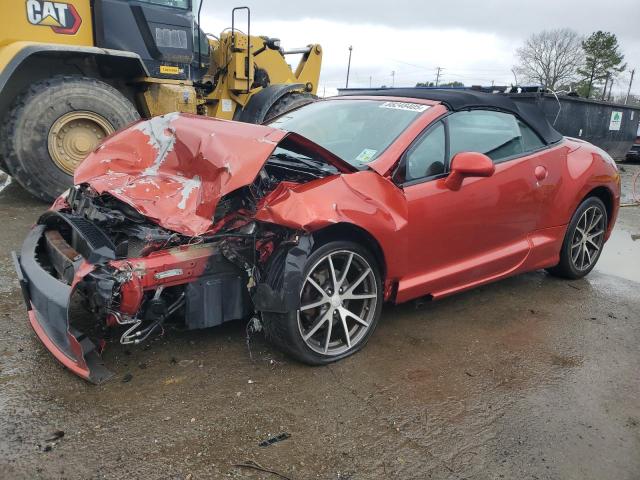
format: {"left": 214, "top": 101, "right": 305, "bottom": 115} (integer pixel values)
{"left": 255, "top": 170, "right": 409, "bottom": 279}
{"left": 74, "top": 113, "right": 286, "bottom": 236}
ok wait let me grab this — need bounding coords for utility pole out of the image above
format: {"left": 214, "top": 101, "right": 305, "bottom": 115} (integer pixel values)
{"left": 369, "top": 75, "right": 372, "bottom": 88}
{"left": 625, "top": 68, "right": 635, "bottom": 105}
{"left": 345, "top": 46, "right": 353, "bottom": 89}
{"left": 391, "top": 70, "right": 395, "bottom": 87}
{"left": 435, "top": 67, "right": 442, "bottom": 86}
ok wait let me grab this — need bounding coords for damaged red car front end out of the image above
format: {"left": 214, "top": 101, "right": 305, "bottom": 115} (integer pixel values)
{"left": 14, "top": 113, "right": 364, "bottom": 383}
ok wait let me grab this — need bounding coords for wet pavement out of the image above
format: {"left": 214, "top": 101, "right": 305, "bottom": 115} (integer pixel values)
{"left": 0, "top": 165, "right": 638, "bottom": 479}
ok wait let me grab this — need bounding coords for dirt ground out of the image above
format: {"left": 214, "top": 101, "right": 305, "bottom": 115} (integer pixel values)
{"left": 0, "top": 164, "right": 638, "bottom": 480}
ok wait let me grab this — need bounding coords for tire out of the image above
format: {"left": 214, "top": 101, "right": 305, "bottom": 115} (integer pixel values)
{"left": 0, "top": 75, "right": 140, "bottom": 202}
{"left": 547, "top": 196, "right": 608, "bottom": 279}
{"left": 263, "top": 92, "right": 316, "bottom": 123}
{"left": 262, "top": 240, "right": 383, "bottom": 365}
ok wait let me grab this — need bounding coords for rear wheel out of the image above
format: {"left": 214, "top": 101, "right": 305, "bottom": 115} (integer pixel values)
{"left": 547, "top": 197, "right": 608, "bottom": 279}
{"left": 263, "top": 92, "right": 316, "bottom": 122}
{"left": 0, "top": 76, "right": 139, "bottom": 202}
{"left": 262, "top": 240, "right": 383, "bottom": 365}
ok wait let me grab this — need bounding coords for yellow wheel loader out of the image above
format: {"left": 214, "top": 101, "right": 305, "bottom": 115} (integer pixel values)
{"left": 0, "top": 1, "right": 322, "bottom": 201}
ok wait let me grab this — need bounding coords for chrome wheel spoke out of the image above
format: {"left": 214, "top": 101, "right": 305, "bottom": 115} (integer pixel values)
{"left": 307, "top": 277, "right": 327, "bottom": 296}
{"left": 571, "top": 246, "right": 581, "bottom": 263}
{"left": 589, "top": 213, "right": 602, "bottom": 231}
{"left": 300, "top": 298, "right": 330, "bottom": 311}
{"left": 346, "top": 268, "right": 371, "bottom": 296}
{"left": 303, "top": 309, "right": 331, "bottom": 341}
{"left": 327, "top": 255, "right": 338, "bottom": 291}
{"left": 585, "top": 237, "right": 601, "bottom": 250}
{"left": 338, "top": 308, "right": 352, "bottom": 348}
{"left": 323, "top": 317, "right": 333, "bottom": 353}
{"left": 338, "top": 252, "right": 354, "bottom": 288}
{"left": 341, "top": 307, "right": 370, "bottom": 327}
{"left": 344, "top": 292, "right": 377, "bottom": 301}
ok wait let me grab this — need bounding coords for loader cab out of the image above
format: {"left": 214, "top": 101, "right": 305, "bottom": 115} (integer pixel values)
{"left": 92, "top": 0, "right": 210, "bottom": 81}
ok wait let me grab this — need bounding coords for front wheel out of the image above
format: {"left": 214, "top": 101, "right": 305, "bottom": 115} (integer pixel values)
{"left": 547, "top": 197, "right": 608, "bottom": 279}
{"left": 262, "top": 241, "right": 383, "bottom": 365}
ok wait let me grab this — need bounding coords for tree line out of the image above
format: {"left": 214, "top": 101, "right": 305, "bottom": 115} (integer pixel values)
{"left": 413, "top": 29, "right": 634, "bottom": 104}
{"left": 514, "top": 29, "right": 630, "bottom": 102}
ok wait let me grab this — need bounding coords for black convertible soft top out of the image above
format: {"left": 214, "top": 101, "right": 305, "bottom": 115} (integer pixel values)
{"left": 339, "top": 88, "right": 564, "bottom": 145}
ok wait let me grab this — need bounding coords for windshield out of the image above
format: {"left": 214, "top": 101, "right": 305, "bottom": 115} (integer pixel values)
{"left": 268, "top": 99, "right": 429, "bottom": 168}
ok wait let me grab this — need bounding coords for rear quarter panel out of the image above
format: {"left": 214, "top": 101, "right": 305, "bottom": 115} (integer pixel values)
{"left": 537, "top": 139, "right": 621, "bottom": 236}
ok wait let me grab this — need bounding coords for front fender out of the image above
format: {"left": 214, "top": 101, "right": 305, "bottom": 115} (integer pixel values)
{"left": 254, "top": 171, "right": 409, "bottom": 280}
{"left": 0, "top": 41, "right": 149, "bottom": 92}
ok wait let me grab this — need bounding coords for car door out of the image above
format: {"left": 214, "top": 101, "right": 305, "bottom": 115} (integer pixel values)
{"left": 396, "top": 109, "right": 543, "bottom": 302}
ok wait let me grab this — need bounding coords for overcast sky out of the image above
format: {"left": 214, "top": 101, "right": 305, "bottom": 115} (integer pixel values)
{"left": 199, "top": 0, "right": 639, "bottom": 97}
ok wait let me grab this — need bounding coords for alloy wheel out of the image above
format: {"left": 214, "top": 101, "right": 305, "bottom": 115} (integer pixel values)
{"left": 297, "top": 250, "right": 378, "bottom": 356}
{"left": 570, "top": 205, "right": 606, "bottom": 271}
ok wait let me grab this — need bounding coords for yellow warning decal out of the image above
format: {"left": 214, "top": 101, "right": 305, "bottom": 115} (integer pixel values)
{"left": 160, "top": 65, "right": 183, "bottom": 75}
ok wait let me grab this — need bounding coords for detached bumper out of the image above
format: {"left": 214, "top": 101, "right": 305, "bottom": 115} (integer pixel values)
{"left": 13, "top": 225, "right": 113, "bottom": 384}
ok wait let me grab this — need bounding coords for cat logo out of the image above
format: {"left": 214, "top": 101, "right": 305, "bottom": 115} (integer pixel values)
{"left": 26, "top": 0, "right": 82, "bottom": 35}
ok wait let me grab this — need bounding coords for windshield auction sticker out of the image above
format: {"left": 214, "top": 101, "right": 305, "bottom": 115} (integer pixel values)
{"left": 380, "top": 101, "right": 429, "bottom": 112}
{"left": 355, "top": 148, "right": 378, "bottom": 163}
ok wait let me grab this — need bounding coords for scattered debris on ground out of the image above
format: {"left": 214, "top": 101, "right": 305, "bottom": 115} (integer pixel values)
{"left": 259, "top": 432, "right": 291, "bottom": 447}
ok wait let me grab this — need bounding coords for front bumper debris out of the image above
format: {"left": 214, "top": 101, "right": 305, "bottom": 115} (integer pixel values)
{"left": 13, "top": 225, "right": 113, "bottom": 384}
{"left": 14, "top": 210, "right": 258, "bottom": 383}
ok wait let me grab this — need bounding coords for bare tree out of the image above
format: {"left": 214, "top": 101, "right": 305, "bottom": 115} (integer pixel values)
{"left": 515, "top": 29, "right": 584, "bottom": 90}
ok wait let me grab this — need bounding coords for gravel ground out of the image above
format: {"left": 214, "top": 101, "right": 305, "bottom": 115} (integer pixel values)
{"left": 0, "top": 163, "right": 638, "bottom": 480}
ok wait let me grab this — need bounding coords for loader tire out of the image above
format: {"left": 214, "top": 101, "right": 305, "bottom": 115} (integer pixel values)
{"left": 0, "top": 76, "right": 139, "bottom": 202}
{"left": 263, "top": 92, "right": 316, "bottom": 122}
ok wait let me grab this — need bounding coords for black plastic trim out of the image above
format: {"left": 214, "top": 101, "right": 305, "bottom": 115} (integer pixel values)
{"left": 252, "top": 235, "right": 314, "bottom": 313}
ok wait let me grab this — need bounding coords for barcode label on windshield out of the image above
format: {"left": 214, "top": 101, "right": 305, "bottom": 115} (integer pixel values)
{"left": 380, "top": 101, "right": 429, "bottom": 112}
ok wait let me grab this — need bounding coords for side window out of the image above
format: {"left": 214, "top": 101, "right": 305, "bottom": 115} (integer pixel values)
{"left": 448, "top": 110, "right": 524, "bottom": 162}
{"left": 518, "top": 120, "right": 545, "bottom": 152}
{"left": 405, "top": 122, "right": 446, "bottom": 181}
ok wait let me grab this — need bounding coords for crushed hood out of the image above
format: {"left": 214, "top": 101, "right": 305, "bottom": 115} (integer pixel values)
{"left": 74, "top": 113, "right": 351, "bottom": 236}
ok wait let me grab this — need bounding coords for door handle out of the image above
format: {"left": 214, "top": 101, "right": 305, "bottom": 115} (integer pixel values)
{"left": 534, "top": 165, "right": 548, "bottom": 181}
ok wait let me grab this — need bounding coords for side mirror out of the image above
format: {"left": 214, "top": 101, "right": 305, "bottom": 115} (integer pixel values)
{"left": 444, "top": 152, "right": 495, "bottom": 191}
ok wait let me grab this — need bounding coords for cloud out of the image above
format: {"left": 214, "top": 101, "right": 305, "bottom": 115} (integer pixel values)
{"left": 201, "top": 0, "right": 638, "bottom": 38}
{"left": 199, "top": 1, "right": 639, "bottom": 95}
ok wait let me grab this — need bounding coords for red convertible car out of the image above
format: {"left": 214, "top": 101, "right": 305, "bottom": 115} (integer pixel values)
{"left": 14, "top": 89, "right": 620, "bottom": 383}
